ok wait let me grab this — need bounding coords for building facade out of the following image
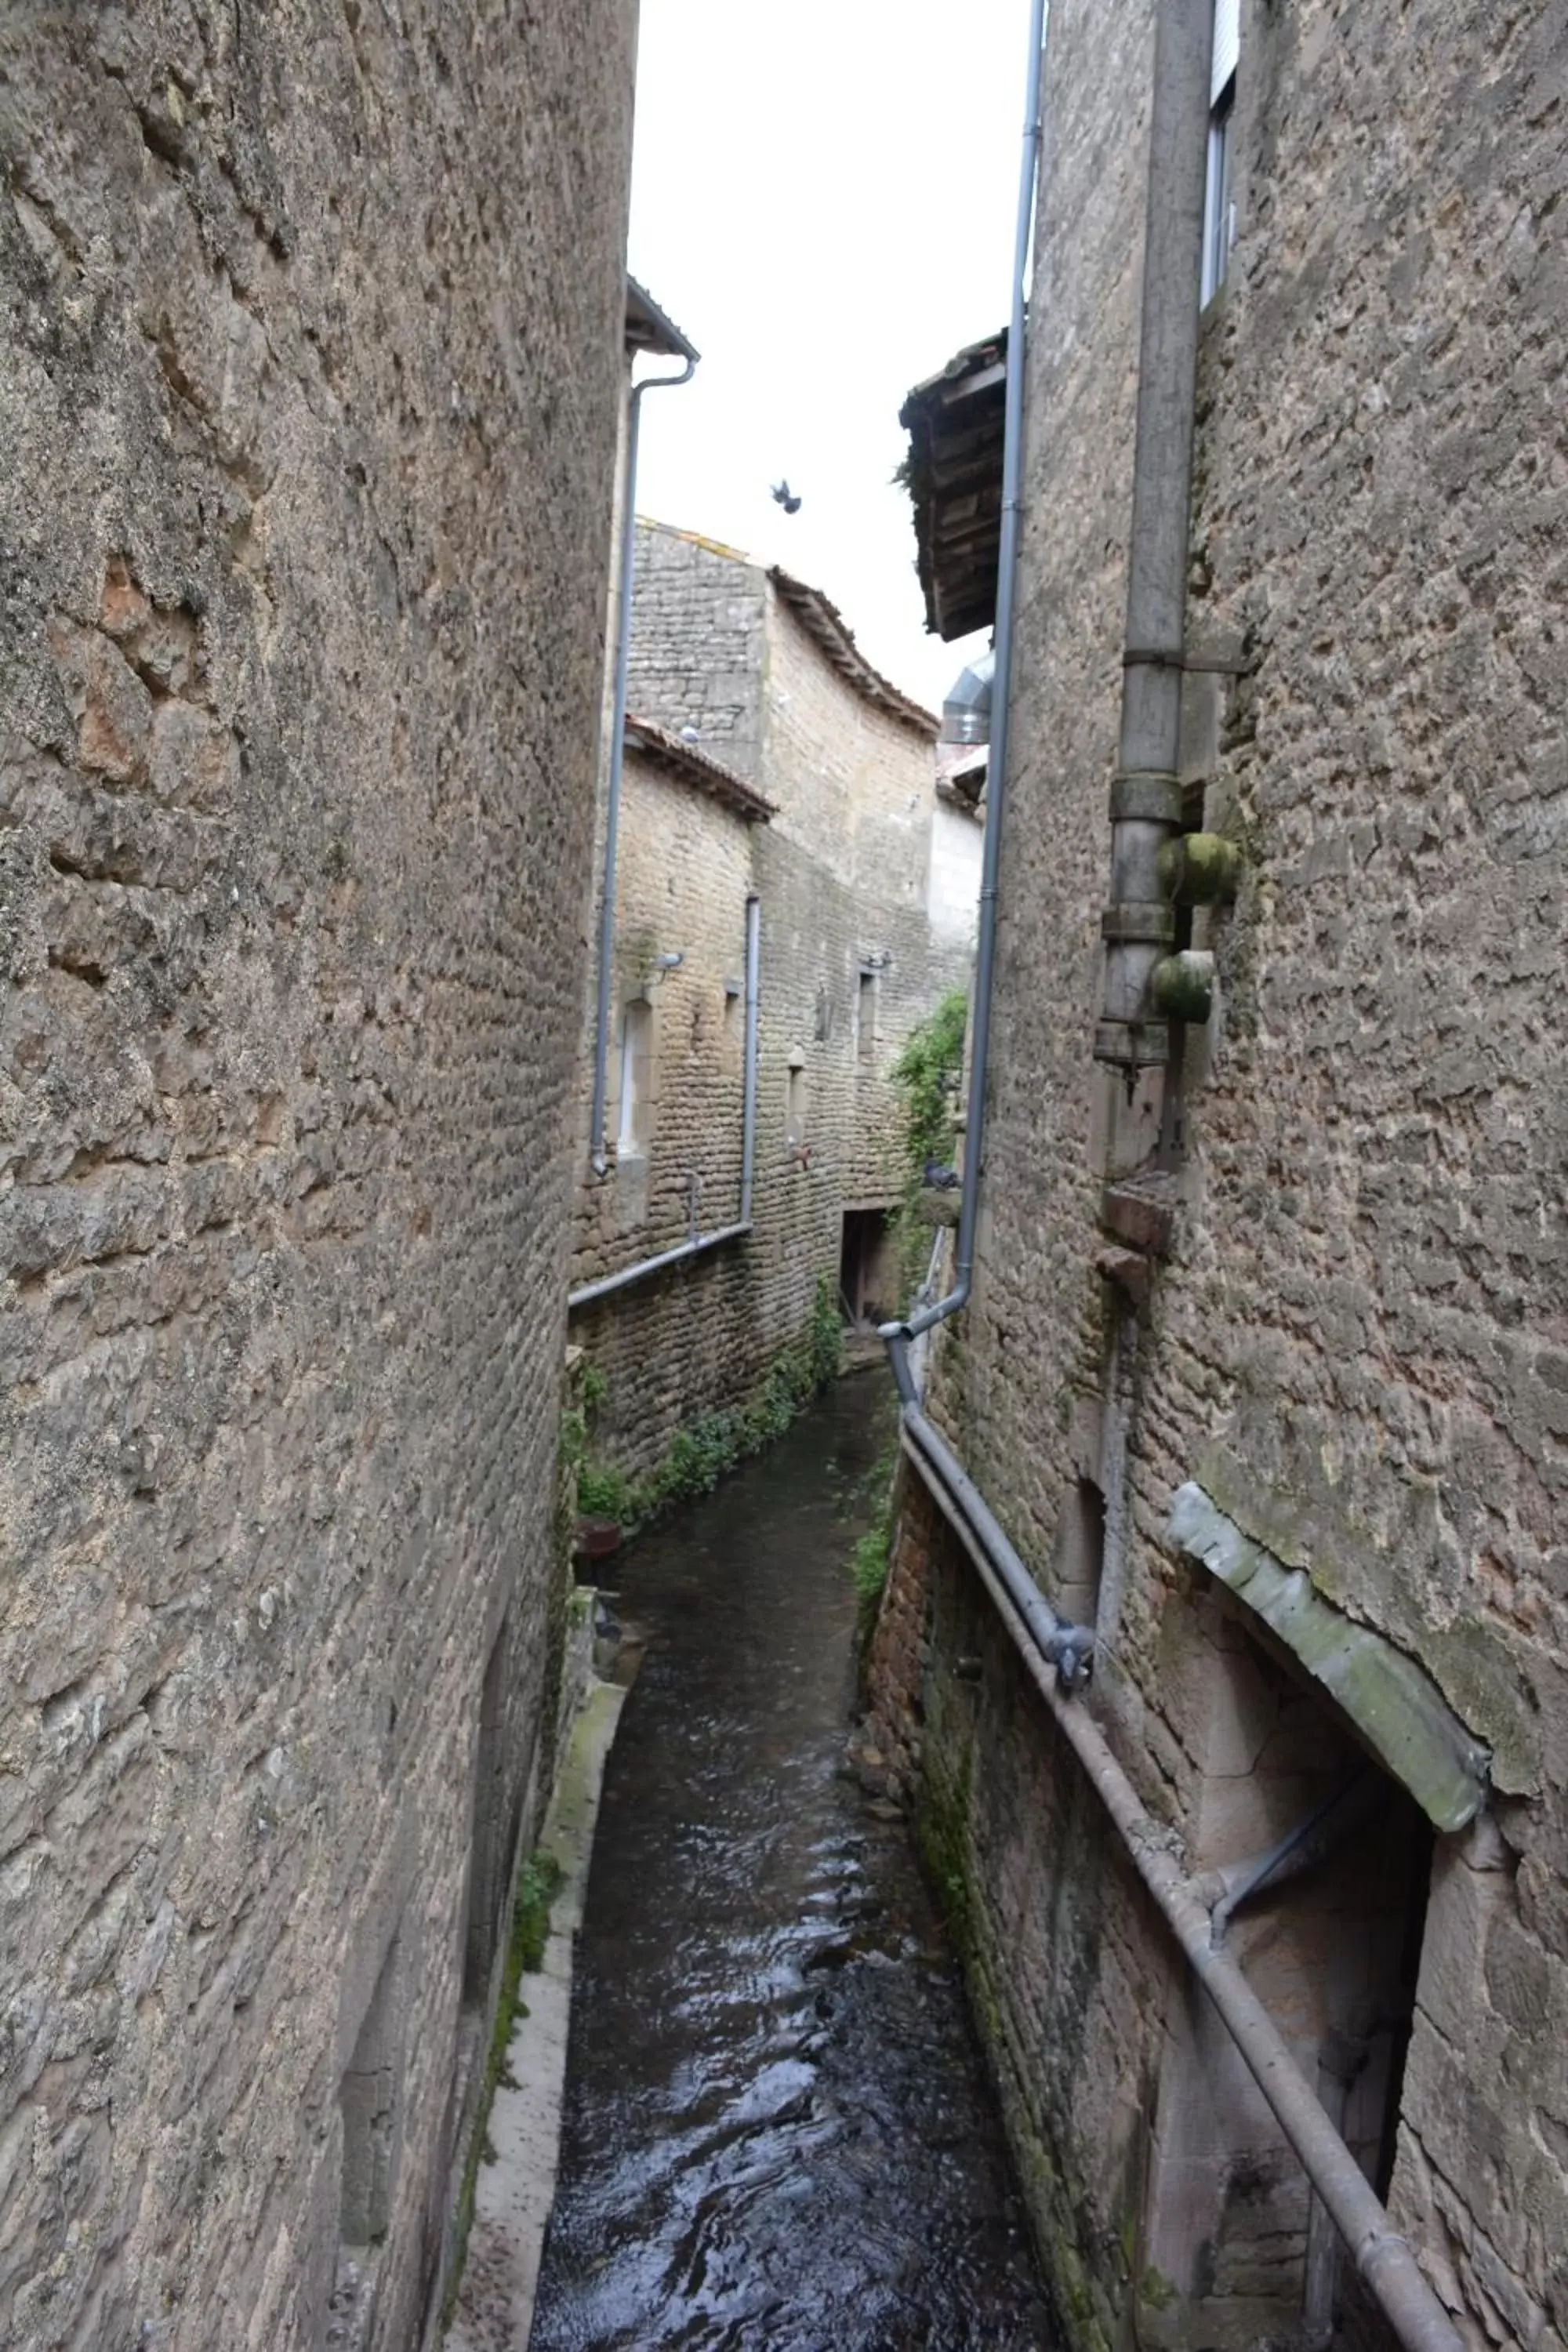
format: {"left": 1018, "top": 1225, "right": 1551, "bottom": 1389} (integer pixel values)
{"left": 872, "top": 3, "right": 1568, "bottom": 2348}
{"left": 569, "top": 520, "right": 978, "bottom": 1480}
{"left": 0, "top": 9, "right": 636, "bottom": 2348}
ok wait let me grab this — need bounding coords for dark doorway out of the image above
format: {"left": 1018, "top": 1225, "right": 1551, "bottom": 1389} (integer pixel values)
{"left": 839, "top": 1207, "right": 897, "bottom": 1327}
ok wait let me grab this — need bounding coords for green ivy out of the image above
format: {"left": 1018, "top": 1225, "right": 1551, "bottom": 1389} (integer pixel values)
{"left": 847, "top": 1439, "right": 898, "bottom": 1636}
{"left": 888, "top": 985, "right": 968, "bottom": 1296}
{"left": 568, "top": 1278, "right": 844, "bottom": 1534}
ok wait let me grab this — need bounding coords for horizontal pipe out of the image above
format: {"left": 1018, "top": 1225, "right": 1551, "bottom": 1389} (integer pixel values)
{"left": 568, "top": 1222, "right": 749, "bottom": 1315}
{"left": 897, "top": 1364, "right": 1094, "bottom": 1689}
{"left": 897, "top": 1424, "right": 1465, "bottom": 2352}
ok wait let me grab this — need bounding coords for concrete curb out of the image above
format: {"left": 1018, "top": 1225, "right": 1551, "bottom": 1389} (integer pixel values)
{"left": 445, "top": 1677, "right": 627, "bottom": 2352}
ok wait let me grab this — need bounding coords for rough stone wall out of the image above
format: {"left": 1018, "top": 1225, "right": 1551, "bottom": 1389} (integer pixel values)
{"left": 623, "top": 521, "right": 768, "bottom": 782}
{"left": 0, "top": 8, "right": 634, "bottom": 2350}
{"left": 569, "top": 528, "right": 971, "bottom": 1478}
{"left": 568, "top": 749, "right": 761, "bottom": 1472}
{"left": 879, "top": 1, "right": 1568, "bottom": 2346}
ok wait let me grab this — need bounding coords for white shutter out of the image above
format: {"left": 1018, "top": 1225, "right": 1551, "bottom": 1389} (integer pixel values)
{"left": 1212, "top": 0, "right": 1240, "bottom": 101}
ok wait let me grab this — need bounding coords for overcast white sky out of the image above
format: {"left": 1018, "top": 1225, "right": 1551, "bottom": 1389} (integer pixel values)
{"left": 627, "top": 0, "right": 1029, "bottom": 712}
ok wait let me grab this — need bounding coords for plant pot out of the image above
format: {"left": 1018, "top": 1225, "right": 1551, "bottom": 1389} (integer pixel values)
{"left": 575, "top": 1515, "right": 622, "bottom": 1562}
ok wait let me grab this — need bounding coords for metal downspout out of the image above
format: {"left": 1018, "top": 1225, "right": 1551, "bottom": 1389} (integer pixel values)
{"left": 739, "top": 891, "right": 760, "bottom": 1225}
{"left": 891, "top": 0, "right": 1047, "bottom": 1348}
{"left": 568, "top": 890, "right": 760, "bottom": 1315}
{"left": 589, "top": 350, "right": 697, "bottom": 1177}
{"left": 1094, "top": 0, "right": 1213, "bottom": 1070}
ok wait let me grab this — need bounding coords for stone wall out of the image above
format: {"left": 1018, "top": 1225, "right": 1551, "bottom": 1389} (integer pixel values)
{"left": 877, "top": 2, "right": 1568, "bottom": 2346}
{"left": 569, "top": 526, "right": 972, "bottom": 1480}
{"left": 0, "top": 8, "right": 634, "bottom": 2349}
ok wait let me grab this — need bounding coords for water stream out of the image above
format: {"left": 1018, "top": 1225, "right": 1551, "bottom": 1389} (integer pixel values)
{"left": 530, "top": 1372, "right": 1059, "bottom": 2352}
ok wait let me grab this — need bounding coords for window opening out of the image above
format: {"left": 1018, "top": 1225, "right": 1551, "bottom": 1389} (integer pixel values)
{"left": 1051, "top": 1478, "right": 1106, "bottom": 1625}
{"left": 617, "top": 997, "right": 653, "bottom": 1157}
{"left": 1202, "top": 0, "right": 1240, "bottom": 305}
{"left": 786, "top": 1054, "right": 808, "bottom": 1151}
{"left": 856, "top": 969, "right": 877, "bottom": 1067}
{"left": 1139, "top": 1625, "right": 1435, "bottom": 2348}
{"left": 1201, "top": 74, "right": 1236, "bottom": 305}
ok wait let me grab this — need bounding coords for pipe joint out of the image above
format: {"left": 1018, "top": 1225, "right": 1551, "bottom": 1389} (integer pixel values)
{"left": 1101, "top": 901, "right": 1177, "bottom": 946}
{"left": 1157, "top": 831, "right": 1243, "bottom": 905}
{"left": 1110, "top": 772, "right": 1185, "bottom": 826}
{"left": 1149, "top": 949, "right": 1214, "bottom": 1023}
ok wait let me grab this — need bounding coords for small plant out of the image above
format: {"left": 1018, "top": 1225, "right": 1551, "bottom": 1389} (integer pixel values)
{"left": 513, "top": 1850, "right": 564, "bottom": 1973}
{"left": 846, "top": 1439, "right": 898, "bottom": 1636}
{"left": 570, "top": 1278, "right": 844, "bottom": 1535}
{"left": 889, "top": 987, "right": 968, "bottom": 1300}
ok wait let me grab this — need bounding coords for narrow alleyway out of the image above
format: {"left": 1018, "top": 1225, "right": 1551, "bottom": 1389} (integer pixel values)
{"left": 529, "top": 1374, "right": 1059, "bottom": 2352}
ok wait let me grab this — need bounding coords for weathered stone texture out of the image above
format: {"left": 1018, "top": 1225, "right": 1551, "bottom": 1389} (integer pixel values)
{"left": 0, "top": 7, "right": 633, "bottom": 2348}
{"left": 882, "top": 1, "right": 1568, "bottom": 2344}
{"left": 570, "top": 525, "right": 971, "bottom": 1476}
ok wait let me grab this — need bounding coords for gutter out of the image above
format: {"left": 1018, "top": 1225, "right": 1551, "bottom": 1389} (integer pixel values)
{"left": 570, "top": 893, "right": 760, "bottom": 1315}
{"left": 588, "top": 323, "right": 700, "bottom": 1178}
{"left": 877, "top": 8, "right": 1466, "bottom": 2347}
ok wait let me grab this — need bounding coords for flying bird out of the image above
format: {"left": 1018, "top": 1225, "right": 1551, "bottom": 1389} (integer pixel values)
{"left": 771, "top": 479, "right": 802, "bottom": 515}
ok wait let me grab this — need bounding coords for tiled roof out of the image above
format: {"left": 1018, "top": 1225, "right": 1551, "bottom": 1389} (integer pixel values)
{"left": 766, "top": 569, "right": 939, "bottom": 739}
{"left": 623, "top": 716, "right": 775, "bottom": 820}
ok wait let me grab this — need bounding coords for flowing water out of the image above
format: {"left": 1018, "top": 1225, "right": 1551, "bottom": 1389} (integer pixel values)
{"left": 530, "top": 1372, "right": 1060, "bottom": 2352}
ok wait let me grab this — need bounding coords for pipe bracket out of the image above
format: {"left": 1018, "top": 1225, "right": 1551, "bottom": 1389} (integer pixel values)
{"left": 1150, "top": 949, "right": 1214, "bottom": 1023}
{"left": 1093, "top": 1018, "right": 1171, "bottom": 1069}
{"left": 1111, "top": 772, "right": 1185, "bottom": 826}
{"left": 1101, "top": 900, "right": 1177, "bottom": 946}
{"left": 1158, "top": 831, "right": 1243, "bottom": 905}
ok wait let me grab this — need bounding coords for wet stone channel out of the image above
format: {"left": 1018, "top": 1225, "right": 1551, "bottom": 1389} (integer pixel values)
{"left": 530, "top": 1372, "right": 1059, "bottom": 2352}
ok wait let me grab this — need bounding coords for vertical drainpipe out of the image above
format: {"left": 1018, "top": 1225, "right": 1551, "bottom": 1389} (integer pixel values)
{"left": 893, "top": 0, "right": 1047, "bottom": 1351}
{"left": 739, "top": 891, "right": 760, "bottom": 1225}
{"left": 1093, "top": 0, "right": 1214, "bottom": 1073}
{"left": 589, "top": 345, "right": 699, "bottom": 1175}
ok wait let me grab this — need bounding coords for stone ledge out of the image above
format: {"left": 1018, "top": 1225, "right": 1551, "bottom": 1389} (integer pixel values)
{"left": 1169, "top": 1483, "right": 1491, "bottom": 1833}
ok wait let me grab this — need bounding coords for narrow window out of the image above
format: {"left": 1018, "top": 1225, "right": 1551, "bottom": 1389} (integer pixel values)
{"left": 856, "top": 969, "right": 877, "bottom": 1067}
{"left": 786, "top": 1054, "right": 808, "bottom": 1150}
{"left": 1201, "top": 0, "right": 1239, "bottom": 305}
{"left": 617, "top": 998, "right": 653, "bottom": 1157}
{"left": 1051, "top": 1478, "right": 1106, "bottom": 1625}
